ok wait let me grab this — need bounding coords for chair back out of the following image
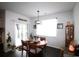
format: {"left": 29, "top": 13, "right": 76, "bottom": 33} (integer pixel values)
{"left": 21, "top": 40, "right": 25, "bottom": 46}
{"left": 40, "top": 37, "right": 46, "bottom": 41}
{"left": 21, "top": 40, "right": 29, "bottom": 49}
{"left": 21, "top": 40, "right": 30, "bottom": 56}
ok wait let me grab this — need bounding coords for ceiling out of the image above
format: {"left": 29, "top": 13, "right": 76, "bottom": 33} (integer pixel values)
{"left": 0, "top": 2, "right": 76, "bottom": 18}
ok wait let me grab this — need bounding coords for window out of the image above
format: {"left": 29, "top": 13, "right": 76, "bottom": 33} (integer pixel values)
{"left": 36, "top": 19, "right": 57, "bottom": 37}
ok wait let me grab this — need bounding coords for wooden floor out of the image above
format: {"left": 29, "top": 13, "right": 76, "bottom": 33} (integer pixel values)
{"left": 0, "top": 46, "right": 61, "bottom": 57}
{"left": 0, "top": 46, "right": 76, "bottom": 57}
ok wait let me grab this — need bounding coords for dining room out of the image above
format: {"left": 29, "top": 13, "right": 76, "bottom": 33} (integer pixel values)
{"left": 0, "top": 2, "right": 79, "bottom": 57}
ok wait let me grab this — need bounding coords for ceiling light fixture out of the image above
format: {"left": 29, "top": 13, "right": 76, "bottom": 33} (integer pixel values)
{"left": 35, "top": 10, "right": 41, "bottom": 24}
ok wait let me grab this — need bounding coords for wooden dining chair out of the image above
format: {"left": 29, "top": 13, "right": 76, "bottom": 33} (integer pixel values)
{"left": 40, "top": 37, "right": 47, "bottom": 46}
{"left": 28, "top": 42, "right": 42, "bottom": 57}
{"left": 21, "top": 40, "right": 29, "bottom": 57}
{"left": 60, "top": 48, "right": 64, "bottom": 57}
{"left": 40, "top": 37, "right": 47, "bottom": 49}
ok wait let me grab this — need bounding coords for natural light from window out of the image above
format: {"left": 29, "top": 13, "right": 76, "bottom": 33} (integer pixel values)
{"left": 36, "top": 19, "right": 57, "bottom": 37}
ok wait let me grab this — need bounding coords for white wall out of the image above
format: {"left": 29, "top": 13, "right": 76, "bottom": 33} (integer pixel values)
{"left": 31, "top": 11, "right": 73, "bottom": 49}
{"left": 3, "top": 9, "right": 74, "bottom": 52}
{"left": 73, "top": 3, "right": 79, "bottom": 44}
{"left": 4, "top": 10, "right": 30, "bottom": 52}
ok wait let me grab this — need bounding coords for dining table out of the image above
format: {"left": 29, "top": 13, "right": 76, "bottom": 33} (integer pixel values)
{"left": 23, "top": 39, "right": 47, "bottom": 54}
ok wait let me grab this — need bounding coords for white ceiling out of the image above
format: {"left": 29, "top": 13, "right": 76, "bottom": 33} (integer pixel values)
{"left": 0, "top": 2, "right": 76, "bottom": 18}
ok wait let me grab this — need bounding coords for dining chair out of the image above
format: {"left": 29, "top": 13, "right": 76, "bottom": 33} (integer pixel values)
{"left": 21, "top": 40, "right": 29, "bottom": 57}
{"left": 28, "top": 42, "right": 42, "bottom": 57}
{"left": 60, "top": 48, "right": 64, "bottom": 57}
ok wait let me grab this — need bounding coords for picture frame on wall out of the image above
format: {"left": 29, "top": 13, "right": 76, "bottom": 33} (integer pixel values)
{"left": 57, "top": 23, "right": 63, "bottom": 29}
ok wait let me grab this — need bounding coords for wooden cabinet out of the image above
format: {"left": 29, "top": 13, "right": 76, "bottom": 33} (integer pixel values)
{"left": 65, "top": 24, "right": 74, "bottom": 47}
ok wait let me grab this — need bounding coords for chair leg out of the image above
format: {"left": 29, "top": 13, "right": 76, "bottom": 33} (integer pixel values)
{"left": 26, "top": 51, "right": 29, "bottom": 57}
{"left": 21, "top": 50, "right": 23, "bottom": 56}
{"left": 26, "top": 51, "right": 28, "bottom": 57}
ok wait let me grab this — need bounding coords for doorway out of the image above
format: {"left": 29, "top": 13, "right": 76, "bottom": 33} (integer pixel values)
{"left": 15, "top": 23, "right": 27, "bottom": 46}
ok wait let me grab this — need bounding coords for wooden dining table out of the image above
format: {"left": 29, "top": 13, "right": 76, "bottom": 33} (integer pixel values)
{"left": 23, "top": 39, "right": 47, "bottom": 54}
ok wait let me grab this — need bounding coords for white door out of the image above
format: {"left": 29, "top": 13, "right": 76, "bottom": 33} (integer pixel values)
{"left": 15, "top": 23, "right": 27, "bottom": 46}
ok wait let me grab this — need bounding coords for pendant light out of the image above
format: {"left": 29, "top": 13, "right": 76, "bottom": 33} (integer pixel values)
{"left": 36, "top": 10, "right": 41, "bottom": 24}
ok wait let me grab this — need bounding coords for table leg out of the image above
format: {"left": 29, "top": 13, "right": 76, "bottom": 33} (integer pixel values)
{"left": 35, "top": 48, "right": 37, "bottom": 54}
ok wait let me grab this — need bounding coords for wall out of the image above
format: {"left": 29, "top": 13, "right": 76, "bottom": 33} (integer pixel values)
{"left": 0, "top": 9, "right": 5, "bottom": 44}
{"left": 73, "top": 3, "right": 79, "bottom": 44}
{"left": 0, "top": 9, "right": 5, "bottom": 28}
{"left": 31, "top": 11, "right": 73, "bottom": 49}
{"left": 3, "top": 9, "right": 74, "bottom": 52}
{"left": 4, "top": 10, "right": 30, "bottom": 52}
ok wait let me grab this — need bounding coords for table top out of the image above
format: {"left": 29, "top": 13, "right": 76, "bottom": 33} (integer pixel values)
{"left": 26, "top": 39, "right": 47, "bottom": 48}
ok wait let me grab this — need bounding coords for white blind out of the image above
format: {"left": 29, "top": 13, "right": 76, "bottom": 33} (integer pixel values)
{"left": 36, "top": 19, "right": 57, "bottom": 37}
